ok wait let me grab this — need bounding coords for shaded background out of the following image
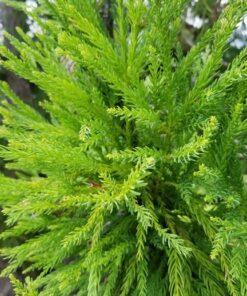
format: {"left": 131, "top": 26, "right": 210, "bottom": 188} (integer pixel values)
{"left": 0, "top": 0, "right": 246, "bottom": 295}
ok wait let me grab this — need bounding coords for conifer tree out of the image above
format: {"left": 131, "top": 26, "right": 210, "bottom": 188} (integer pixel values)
{"left": 0, "top": 1, "right": 247, "bottom": 295}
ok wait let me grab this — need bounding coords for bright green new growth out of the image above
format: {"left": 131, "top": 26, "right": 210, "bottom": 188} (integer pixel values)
{"left": 0, "top": 0, "right": 247, "bottom": 295}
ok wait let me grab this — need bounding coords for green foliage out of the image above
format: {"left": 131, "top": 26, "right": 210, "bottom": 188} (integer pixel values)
{"left": 0, "top": 0, "right": 247, "bottom": 295}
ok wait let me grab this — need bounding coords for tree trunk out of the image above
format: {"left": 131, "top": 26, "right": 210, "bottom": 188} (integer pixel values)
{"left": 100, "top": 0, "right": 113, "bottom": 37}
{"left": 0, "top": 3, "right": 34, "bottom": 105}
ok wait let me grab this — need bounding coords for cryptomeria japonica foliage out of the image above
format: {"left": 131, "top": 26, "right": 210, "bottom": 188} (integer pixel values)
{"left": 0, "top": 0, "right": 247, "bottom": 295}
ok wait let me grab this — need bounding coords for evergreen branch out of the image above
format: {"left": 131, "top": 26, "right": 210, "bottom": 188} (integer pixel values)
{"left": 170, "top": 116, "right": 218, "bottom": 163}
{"left": 0, "top": 1, "right": 246, "bottom": 294}
{"left": 168, "top": 248, "right": 193, "bottom": 296}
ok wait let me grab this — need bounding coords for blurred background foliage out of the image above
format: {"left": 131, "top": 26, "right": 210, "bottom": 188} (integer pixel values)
{"left": 0, "top": 0, "right": 246, "bottom": 295}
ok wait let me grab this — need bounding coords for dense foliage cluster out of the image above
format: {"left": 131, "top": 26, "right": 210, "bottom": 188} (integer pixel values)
{"left": 0, "top": 0, "right": 246, "bottom": 295}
